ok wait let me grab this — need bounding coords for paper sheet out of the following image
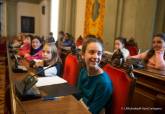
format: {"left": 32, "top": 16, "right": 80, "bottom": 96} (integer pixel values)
{"left": 36, "top": 76, "right": 67, "bottom": 87}
{"left": 104, "top": 51, "right": 113, "bottom": 55}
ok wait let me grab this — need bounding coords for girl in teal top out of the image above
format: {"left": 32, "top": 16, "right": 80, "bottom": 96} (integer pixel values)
{"left": 77, "top": 36, "right": 113, "bottom": 114}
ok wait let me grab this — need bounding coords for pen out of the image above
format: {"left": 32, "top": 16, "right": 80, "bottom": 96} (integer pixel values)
{"left": 42, "top": 96, "right": 63, "bottom": 101}
{"left": 42, "top": 96, "right": 56, "bottom": 100}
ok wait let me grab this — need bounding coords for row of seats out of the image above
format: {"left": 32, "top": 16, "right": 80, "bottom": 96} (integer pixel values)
{"left": 62, "top": 53, "right": 136, "bottom": 114}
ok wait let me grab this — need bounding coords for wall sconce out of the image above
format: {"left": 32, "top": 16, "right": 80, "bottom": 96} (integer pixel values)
{"left": 42, "top": 6, "right": 45, "bottom": 15}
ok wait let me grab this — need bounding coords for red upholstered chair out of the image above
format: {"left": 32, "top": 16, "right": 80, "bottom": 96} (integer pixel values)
{"left": 126, "top": 46, "right": 138, "bottom": 56}
{"left": 63, "top": 54, "right": 80, "bottom": 86}
{"left": 103, "top": 64, "right": 135, "bottom": 114}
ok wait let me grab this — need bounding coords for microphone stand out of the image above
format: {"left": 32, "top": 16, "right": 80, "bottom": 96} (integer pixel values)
{"left": 31, "top": 64, "right": 55, "bottom": 77}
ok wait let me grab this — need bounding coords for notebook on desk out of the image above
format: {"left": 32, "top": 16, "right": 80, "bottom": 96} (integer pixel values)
{"left": 36, "top": 76, "right": 67, "bottom": 87}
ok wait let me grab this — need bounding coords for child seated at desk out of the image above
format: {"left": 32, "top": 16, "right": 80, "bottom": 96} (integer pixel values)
{"left": 17, "top": 34, "right": 32, "bottom": 56}
{"left": 129, "top": 33, "right": 165, "bottom": 70}
{"left": 34, "top": 43, "right": 62, "bottom": 77}
{"left": 23, "top": 36, "right": 43, "bottom": 61}
{"left": 11, "top": 33, "right": 25, "bottom": 48}
{"left": 112, "top": 37, "right": 130, "bottom": 60}
{"left": 62, "top": 33, "right": 73, "bottom": 47}
{"left": 77, "top": 36, "right": 113, "bottom": 114}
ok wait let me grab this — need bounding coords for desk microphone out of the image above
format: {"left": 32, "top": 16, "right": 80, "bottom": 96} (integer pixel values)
{"left": 15, "top": 61, "right": 57, "bottom": 100}
{"left": 21, "top": 63, "right": 56, "bottom": 95}
{"left": 14, "top": 64, "right": 55, "bottom": 101}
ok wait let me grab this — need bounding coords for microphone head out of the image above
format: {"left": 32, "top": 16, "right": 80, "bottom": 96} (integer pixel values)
{"left": 14, "top": 55, "right": 19, "bottom": 66}
{"left": 29, "top": 60, "right": 36, "bottom": 68}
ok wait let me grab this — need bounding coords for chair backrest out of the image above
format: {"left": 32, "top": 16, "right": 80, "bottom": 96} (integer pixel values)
{"left": 103, "top": 64, "right": 135, "bottom": 114}
{"left": 126, "top": 46, "right": 138, "bottom": 56}
{"left": 63, "top": 54, "right": 80, "bottom": 86}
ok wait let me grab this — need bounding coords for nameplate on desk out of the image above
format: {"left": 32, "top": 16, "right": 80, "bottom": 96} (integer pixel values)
{"left": 35, "top": 76, "right": 67, "bottom": 87}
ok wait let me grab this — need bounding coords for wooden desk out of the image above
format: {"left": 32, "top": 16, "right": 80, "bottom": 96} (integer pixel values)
{"left": 16, "top": 95, "right": 90, "bottom": 114}
{"left": 129, "top": 68, "right": 165, "bottom": 114}
{"left": 7, "top": 48, "right": 91, "bottom": 114}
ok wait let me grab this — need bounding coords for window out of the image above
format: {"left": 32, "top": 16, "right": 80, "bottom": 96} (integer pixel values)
{"left": 50, "top": 0, "right": 59, "bottom": 41}
{"left": 21, "top": 16, "right": 34, "bottom": 33}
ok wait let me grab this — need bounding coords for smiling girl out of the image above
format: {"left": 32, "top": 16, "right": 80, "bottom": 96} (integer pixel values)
{"left": 77, "top": 36, "right": 113, "bottom": 114}
{"left": 24, "top": 36, "right": 43, "bottom": 61}
{"left": 130, "top": 33, "right": 165, "bottom": 70}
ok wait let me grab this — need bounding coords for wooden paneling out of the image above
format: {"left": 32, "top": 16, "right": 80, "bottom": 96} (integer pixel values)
{"left": 128, "top": 69, "right": 165, "bottom": 114}
{"left": 0, "top": 58, "right": 6, "bottom": 114}
{"left": 0, "top": 38, "right": 7, "bottom": 114}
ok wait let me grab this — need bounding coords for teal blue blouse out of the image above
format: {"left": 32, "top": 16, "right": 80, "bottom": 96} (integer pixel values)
{"left": 77, "top": 68, "right": 113, "bottom": 114}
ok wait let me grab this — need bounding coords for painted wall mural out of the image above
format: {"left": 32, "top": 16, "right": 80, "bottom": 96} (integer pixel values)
{"left": 84, "top": 0, "right": 105, "bottom": 38}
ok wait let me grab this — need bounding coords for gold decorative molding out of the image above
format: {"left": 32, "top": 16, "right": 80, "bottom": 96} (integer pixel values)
{"left": 84, "top": 0, "right": 105, "bottom": 38}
